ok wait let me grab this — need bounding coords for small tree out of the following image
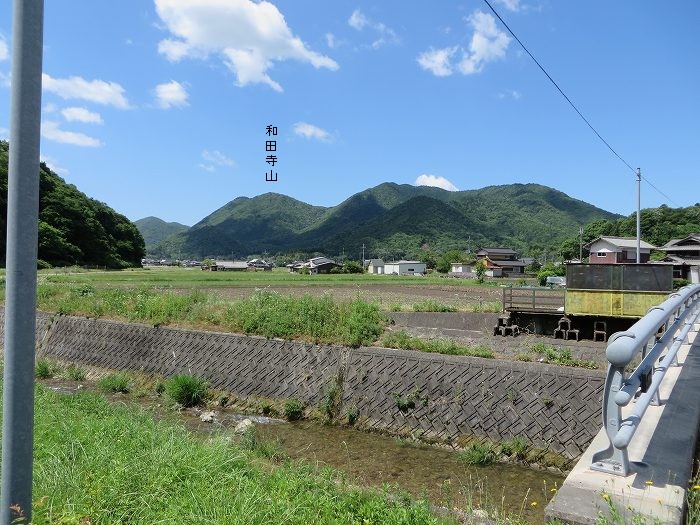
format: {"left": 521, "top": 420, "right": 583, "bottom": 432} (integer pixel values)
{"left": 474, "top": 259, "right": 486, "bottom": 283}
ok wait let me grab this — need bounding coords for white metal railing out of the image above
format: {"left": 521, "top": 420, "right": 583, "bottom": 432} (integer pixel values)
{"left": 591, "top": 284, "right": 700, "bottom": 476}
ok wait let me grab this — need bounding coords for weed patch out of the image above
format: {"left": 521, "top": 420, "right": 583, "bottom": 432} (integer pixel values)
{"left": 531, "top": 342, "right": 598, "bottom": 369}
{"left": 97, "top": 373, "right": 131, "bottom": 394}
{"left": 382, "top": 331, "right": 494, "bottom": 358}
{"left": 164, "top": 374, "right": 208, "bottom": 407}
{"left": 460, "top": 442, "right": 497, "bottom": 466}
{"left": 284, "top": 399, "right": 304, "bottom": 421}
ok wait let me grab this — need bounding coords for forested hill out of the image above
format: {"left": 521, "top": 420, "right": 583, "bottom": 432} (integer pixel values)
{"left": 0, "top": 140, "right": 144, "bottom": 268}
{"left": 152, "top": 182, "right": 621, "bottom": 259}
{"left": 135, "top": 216, "right": 189, "bottom": 249}
{"left": 559, "top": 204, "right": 700, "bottom": 259}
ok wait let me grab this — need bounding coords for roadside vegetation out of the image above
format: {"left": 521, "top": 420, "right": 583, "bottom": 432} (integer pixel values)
{"left": 32, "top": 285, "right": 386, "bottom": 347}
{"left": 517, "top": 342, "right": 598, "bottom": 370}
{"left": 382, "top": 330, "right": 494, "bottom": 358}
{"left": 17, "top": 383, "right": 447, "bottom": 525}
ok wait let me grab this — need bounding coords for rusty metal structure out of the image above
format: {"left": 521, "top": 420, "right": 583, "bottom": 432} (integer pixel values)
{"left": 498, "top": 263, "right": 674, "bottom": 341}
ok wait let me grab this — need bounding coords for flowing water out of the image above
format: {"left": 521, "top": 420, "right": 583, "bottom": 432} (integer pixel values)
{"left": 254, "top": 420, "right": 563, "bottom": 524}
{"left": 47, "top": 382, "right": 563, "bottom": 524}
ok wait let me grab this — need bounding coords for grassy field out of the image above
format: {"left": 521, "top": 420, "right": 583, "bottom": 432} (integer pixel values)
{"left": 37, "top": 266, "right": 492, "bottom": 289}
{"left": 13, "top": 383, "right": 449, "bottom": 524}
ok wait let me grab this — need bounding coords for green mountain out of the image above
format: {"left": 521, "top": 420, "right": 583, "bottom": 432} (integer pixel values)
{"left": 150, "top": 182, "right": 621, "bottom": 259}
{"left": 0, "top": 140, "right": 144, "bottom": 268}
{"left": 135, "top": 216, "right": 189, "bottom": 250}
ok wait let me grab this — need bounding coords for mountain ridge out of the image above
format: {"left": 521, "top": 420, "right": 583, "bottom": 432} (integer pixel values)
{"left": 149, "top": 181, "right": 622, "bottom": 259}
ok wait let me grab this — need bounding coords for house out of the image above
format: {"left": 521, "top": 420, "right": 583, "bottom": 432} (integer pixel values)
{"left": 366, "top": 259, "right": 385, "bottom": 274}
{"left": 661, "top": 234, "right": 700, "bottom": 282}
{"left": 211, "top": 260, "right": 249, "bottom": 271}
{"left": 383, "top": 260, "right": 426, "bottom": 275}
{"left": 287, "top": 257, "right": 339, "bottom": 274}
{"left": 247, "top": 258, "right": 274, "bottom": 271}
{"left": 475, "top": 247, "right": 527, "bottom": 276}
{"left": 448, "top": 262, "right": 474, "bottom": 278}
{"left": 584, "top": 236, "right": 656, "bottom": 264}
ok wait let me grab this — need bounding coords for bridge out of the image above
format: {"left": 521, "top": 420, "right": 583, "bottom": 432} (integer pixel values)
{"left": 546, "top": 284, "right": 700, "bottom": 524}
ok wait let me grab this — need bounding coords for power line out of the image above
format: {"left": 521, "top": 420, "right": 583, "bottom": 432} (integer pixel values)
{"left": 482, "top": 0, "right": 679, "bottom": 207}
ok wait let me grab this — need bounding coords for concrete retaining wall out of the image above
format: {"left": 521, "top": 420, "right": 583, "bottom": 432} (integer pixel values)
{"left": 2, "top": 310, "right": 606, "bottom": 458}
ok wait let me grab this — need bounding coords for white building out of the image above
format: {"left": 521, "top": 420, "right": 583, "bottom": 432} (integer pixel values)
{"left": 383, "top": 260, "right": 426, "bottom": 275}
{"left": 367, "top": 259, "right": 385, "bottom": 274}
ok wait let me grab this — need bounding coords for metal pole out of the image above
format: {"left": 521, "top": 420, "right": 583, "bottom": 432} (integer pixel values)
{"left": 1, "top": 1, "right": 44, "bottom": 523}
{"left": 579, "top": 226, "right": 583, "bottom": 262}
{"left": 636, "top": 168, "right": 641, "bottom": 264}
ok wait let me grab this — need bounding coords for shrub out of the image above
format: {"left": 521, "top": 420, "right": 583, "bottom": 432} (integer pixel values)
{"left": 97, "top": 373, "right": 131, "bottom": 394}
{"left": 502, "top": 437, "right": 528, "bottom": 460}
{"left": 65, "top": 364, "right": 86, "bottom": 381}
{"left": 164, "top": 374, "right": 208, "bottom": 407}
{"left": 284, "top": 399, "right": 304, "bottom": 421}
{"left": 460, "top": 442, "right": 497, "bottom": 466}
{"left": 35, "top": 359, "right": 58, "bottom": 379}
{"left": 346, "top": 405, "right": 359, "bottom": 425}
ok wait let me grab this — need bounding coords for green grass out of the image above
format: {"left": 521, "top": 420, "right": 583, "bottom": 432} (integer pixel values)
{"left": 530, "top": 342, "right": 599, "bottom": 369}
{"left": 412, "top": 300, "right": 458, "bottom": 313}
{"left": 37, "top": 266, "right": 483, "bottom": 289}
{"left": 283, "top": 398, "right": 305, "bottom": 421}
{"left": 35, "top": 358, "right": 59, "bottom": 379}
{"left": 64, "top": 364, "right": 86, "bottom": 381}
{"left": 19, "top": 384, "right": 448, "bottom": 524}
{"left": 96, "top": 373, "right": 131, "bottom": 393}
{"left": 459, "top": 443, "right": 498, "bottom": 466}
{"left": 33, "top": 285, "right": 387, "bottom": 347}
{"left": 164, "top": 374, "right": 209, "bottom": 407}
{"left": 382, "top": 331, "right": 494, "bottom": 358}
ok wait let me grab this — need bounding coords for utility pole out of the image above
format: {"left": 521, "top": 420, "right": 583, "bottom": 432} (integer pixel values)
{"left": 361, "top": 243, "right": 365, "bottom": 265}
{"left": 1, "top": 1, "right": 44, "bottom": 523}
{"left": 579, "top": 226, "right": 583, "bottom": 262}
{"left": 636, "top": 168, "right": 641, "bottom": 264}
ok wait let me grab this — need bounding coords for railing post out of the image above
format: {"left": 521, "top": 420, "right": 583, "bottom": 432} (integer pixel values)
{"left": 591, "top": 362, "right": 630, "bottom": 475}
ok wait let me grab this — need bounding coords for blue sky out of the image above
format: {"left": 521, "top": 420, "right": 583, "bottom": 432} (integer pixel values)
{"left": 0, "top": 1, "right": 698, "bottom": 226}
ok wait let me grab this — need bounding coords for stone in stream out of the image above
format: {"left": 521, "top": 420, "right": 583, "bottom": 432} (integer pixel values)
{"left": 234, "top": 419, "right": 254, "bottom": 434}
{"left": 200, "top": 410, "right": 216, "bottom": 423}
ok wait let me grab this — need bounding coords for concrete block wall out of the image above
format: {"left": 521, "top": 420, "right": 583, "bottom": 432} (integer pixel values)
{"left": 1, "top": 310, "right": 606, "bottom": 458}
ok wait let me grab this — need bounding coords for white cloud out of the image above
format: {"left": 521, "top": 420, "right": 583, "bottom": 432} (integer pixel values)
{"left": 0, "top": 128, "right": 8, "bottom": 140}
{"left": 415, "top": 174, "right": 459, "bottom": 192}
{"left": 498, "top": 89, "right": 521, "bottom": 100}
{"left": 41, "top": 121, "right": 102, "bottom": 147}
{"left": 42, "top": 74, "right": 130, "bottom": 108}
{"left": 293, "top": 122, "right": 331, "bottom": 142}
{"left": 0, "top": 38, "right": 8, "bottom": 61}
{"left": 347, "top": 9, "right": 398, "bottom": 49}
{"left": 417, "top": 46, "right": 457, "bottom": 77}
{"left": 154, "top": 80, "right": 189, "bottom": 109}
{"left": 154, "top": 0, "right": 338, "bottom": 92}
{"left": 495, "top": 0, "right": 521, "bottom": 12}
{"left": 201, "top": 149, "right": 234, "bottom": 169}
{"left": 458, "top": 11, "right": 511, "bottom": 74}
{"left": 348, "top": 10, "right": 369, "bottom": 30}
{"left": 61, "top": 106, "right": 104, "bottom": 124}
{"left": 198, "top": 163, "right": 215, "bottom": 173}
{"left": 418, "top": 11, "right": 510, "bottom": 77}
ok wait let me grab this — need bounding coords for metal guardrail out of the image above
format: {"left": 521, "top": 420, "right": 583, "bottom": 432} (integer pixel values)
{"left": 591, "top": 284, "right": 700, "bottom": 476}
